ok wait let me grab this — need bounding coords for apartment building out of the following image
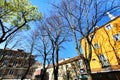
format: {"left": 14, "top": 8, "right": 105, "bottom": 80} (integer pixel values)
{"left": 0, "top": 49, "right": 36, "bottom": 79}
{"left": 47, "top": 56, "right": 85, "bottom": 80}
{"left": 80, "top": 14, "right": 120, "bottom": 79}
{"left": 47, "top": 56, "right": 120, "bottom": 80}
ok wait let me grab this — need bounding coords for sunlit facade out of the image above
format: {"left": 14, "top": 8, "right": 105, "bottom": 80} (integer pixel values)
{"left": 80, "top": 15, "right": 120, "bottom": 69}
{"left": 47, "top": 56, "right": 83, "bottom": 80}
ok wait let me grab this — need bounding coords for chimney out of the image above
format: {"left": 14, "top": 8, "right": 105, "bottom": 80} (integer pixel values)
{"left": 106, "top": 12, "right": 115, "bottom": 20}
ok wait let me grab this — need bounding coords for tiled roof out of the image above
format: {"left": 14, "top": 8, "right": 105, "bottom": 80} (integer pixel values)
{"left": 48, "top": 56, "right": 120, "bottom": 73}
{"left": 48, "top": 56, "right": 81, "bottom": 68}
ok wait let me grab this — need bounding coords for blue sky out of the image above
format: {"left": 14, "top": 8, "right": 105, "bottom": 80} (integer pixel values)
{"left": 31, "top": 0, "right": 51, "bottom": 14}
{"left": 30, "top": 0, "right": 78, "bottom": 59}
{"left": 30, "top": 0, "right": 59, "bottom": 15}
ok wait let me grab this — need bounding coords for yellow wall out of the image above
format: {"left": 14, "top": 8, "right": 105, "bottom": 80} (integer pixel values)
{"left": 81, "top": 16, "right": 120, "bottom": 69}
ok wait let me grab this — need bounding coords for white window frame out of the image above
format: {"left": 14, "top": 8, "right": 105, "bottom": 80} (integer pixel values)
{"left": 13, "top": 61, "right": 17, "bottom": 66}
{"left": 105, "top": 24, "right": 113, "bottom": 30}
{"left": 89, "top": 34, "right": 94, "bottom": 39}
{"left": 78, "top": 59, "right": 84, "bottom": 67}
{"left": 98, "top": 54, "right": 110, "bottom": 68}
{"left": 9, "top": 69, "right": 14, "bottom": 75}
{"left": 93, "top": 43, "right": 100, "bottom": 49}
{"left": 113, "top": 33, "right": 120, "bottom": 41}
{"left": 17, "top": 74, "right": 22, "bottom": 78}
{"left": 3, "top": 60, "right": 9, "bottom": 65}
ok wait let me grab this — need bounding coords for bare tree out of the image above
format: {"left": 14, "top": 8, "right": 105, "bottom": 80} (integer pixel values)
{"left": 35, "top": 24, "right": 52, "bottom": 80}
{"left": 44, "top": 14, "right": 70, "bottom": 80}
{"left": 21, "top": 30, "right": 38, "bottom": 80}
{"left": 53, "top": 0, "right": 120, "bottom": 80}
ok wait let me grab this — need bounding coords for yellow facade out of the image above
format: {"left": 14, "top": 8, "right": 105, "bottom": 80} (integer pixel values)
{"left": 81, "top": 16, "right": 120, "bottom": 69}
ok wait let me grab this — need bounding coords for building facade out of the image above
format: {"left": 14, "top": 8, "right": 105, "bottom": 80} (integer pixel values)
{"left": 80, "top": 15, "right": 120, "bottom": 79}
{"left": 81, "top": 15, "right": 120, "bottom": 69}
{"left": 0, "top": 49, "right": 36, "bottom": 79}
{"left": 47, "top": 56, "right": 85, "bottom": 80}
{"left": 47, "top": 56, "right": 120, "bottom": 80}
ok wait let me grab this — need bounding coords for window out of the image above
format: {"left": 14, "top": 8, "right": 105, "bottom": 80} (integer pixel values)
{"left": 13, "top": 61, "right": 17, "bottom": 66}
{"left": 0, "top": 53, "right": 3, "bottom": 59}
{"left": 113, "top": 33, "right": 120, "bottom": 41}
{"left": 66, "top": 65, "right": 68, "bottom": 70}
{"left": 78, "top": 59, "right": 84, "bottom": 67}
{"left": 9, "top": 69, "right": 14, "bottom": 75}
{"left": 98, "top": 54, "right": 110, "bottom": 68}
{"left": 78, "top": 59, "right": 85, "bottom": 73}
{"left": 21, "top": 61, "right": 25, "bottom": 67}
{"left": 90, "top": 34, "right": 94, "bottom": 39}
{"left": 93, "top": 43, "right": 100, "bottom": 49}
{"left": 17, "top": 74, "right": 22, "bottom": 78}
{"left": 0, "top": 70, "right": 4, "bottom": 77}
{"left": 0, "top": 73, "right": 3, "bottom": 77}
{"left": 3, "top": 60, "right": 9, "bottom": 65}
{"left": 105, "top": 24, "right": 113, "bottom": 30}
{"left": 92, "top": 58, "right": 96, "bottom": 61}
{"left": 0, "top": 53, "right": 3, "bottom": 56}
{"left": 17, "top": 70, "right": 23, "bottom": 78}
{"left": 18, "top": 70, "right": 23, "bottom": 74}
{"left": 8, "top": 52, "right": 12, "bottom": 57}
{"left": 80, "top": 69, "right": 85, "bottom": 73}
{"left": 16, "top": 54, "right": 19, "bottom": 57}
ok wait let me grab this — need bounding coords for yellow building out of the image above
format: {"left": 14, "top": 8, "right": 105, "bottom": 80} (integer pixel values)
{"left": 81, "top": 15, "right": 120, "bottom": 70}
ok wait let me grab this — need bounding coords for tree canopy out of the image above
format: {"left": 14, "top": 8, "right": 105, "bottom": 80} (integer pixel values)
{"left": 0, "top": 0, "right": 42, "bottom": 43}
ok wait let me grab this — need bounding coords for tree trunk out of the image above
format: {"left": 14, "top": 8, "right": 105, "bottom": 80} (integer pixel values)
{"left": 54, "top": 47, "right": 59, "bottom": 80}
{"left": 53, "top": 68, "right": 57, "bottom": 80}
{"left": 54, "top": 72, "right": 58, "bottom": 80}
{"left": 21, "top": 55, "right": 32, "bottom": 80}
{"left": 86, "top": 60, "right": 92, "bottom": 80}
{"left": 21, "top": 66, "right": 30, "bottom": 80}
{"left": 41, "top": 69, "right": 47, "bottom": 80}
{"left": 41, "top": 52, "right": 47, "bottom": 80}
